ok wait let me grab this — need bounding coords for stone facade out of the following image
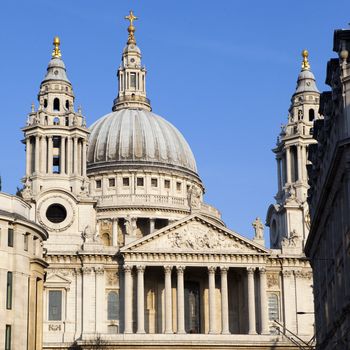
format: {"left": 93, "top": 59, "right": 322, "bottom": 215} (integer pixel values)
{"left": 306, "top": 29, "right": 350, "bottom": 349}
{"left": 1, "top": 14, "right": 316, "bottom": 350}
{"left": 0, "top": 192, "right": 48, "bottom": 350}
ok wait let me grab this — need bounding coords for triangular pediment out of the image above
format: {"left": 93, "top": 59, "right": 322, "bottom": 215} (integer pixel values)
{"left": 45, "top": 273, "right": 71, "bottom": 289}
{"left": 121, "top": 214, "right": 269, "bottom": 255}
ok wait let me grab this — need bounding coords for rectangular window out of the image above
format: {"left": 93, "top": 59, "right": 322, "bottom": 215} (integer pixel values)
{"left": 5, "top": 325, "right": 11, "bottom": 350}
{"left": 164, "top": 180, "right": 170, "bottom": 189}
{"left": 109, "top": 178, "right": 116, "bottom": 187}
{"left": 123, "top": 177, "right": 130, "bottom": 186}
{"left": 130, "top": 72, "right": 136, "bottom": 88}
{"left": 96, "top": 180, "right": 102, "bottom": 189}
{"left": 49, "top": 290, "right": 62, "bottom": 321}
{"left": 137, "top": 177, "right": 144, "bottom": 186}
{"left": 8, "top": 228, "right": 14, "bottom": 247}
{"left": 176, "top": 182, "right": 182, "bottom": 191}
{"left": 24, "top": 233, "right": 29, "bottom": 251}
{"left": 6, "top": 272, "right": 12, "bottom": 310}
{"left": 151, "top": 178, "right": 158, "bottom": 187}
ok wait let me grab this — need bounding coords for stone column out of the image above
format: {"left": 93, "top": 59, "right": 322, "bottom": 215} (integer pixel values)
{"left": 74, "top": 268, "right": 82, "bottom": 339}
{"left": 282, "top": 270, "right": 297, "bottom": 333}
{"left": 67, "top": 136, "right": 72, "bottom": 175}
{"left": 208, "top": 266, "right": 217, "bottom": 334}
{"left": 26, "top": 138, "right": 31, "bottom": 176}
{"left": 95, "top": 267, "right": 105, "bottom": 333}
{"left": 220, "top": 266, "right": 230, "bottom": 334}
{"left": 297, "top": 145, "right": 302, "bottom": 182}
{"left": 36, "top": 277, "right": 44, "bottom": 349}
{"left": 164, "top": 265, "right": 173, "bottom": 334}
{"left": 82, "top": 267, "right": 94, "bottom": 333}
{"left": 35, "top": 135, "right": 40, "bottom": 174}
{"left": 247, "top": 267, "right": 257, "bottom": 334}
{"left": 286, "top": 147, "right": 291, "bottom": 183}
{"left": 61, "top": 136, "right": 66, "bottom": 174}
{"left": 303, "top": 146, "right": 308, "bottom": 181}
{"left": 112, "top": 218, "right": 119, "bottom": 248}
{"left": 176, "top": 266, "right": 185, "bottom": 334}
{"left": 48, "top": 136, "right": 53, "bottom": 174}
{"left": 73, "top": 137, "right": 78, "bottom": 175}
{"left": 149, "top": 218, "right": 155, "bottom": 234}
{"left": 137, "top": 265, "right": 146, "bottom": 334}
{"left": 41, "top": 136, "right": 46, "bottom": 173}
{"left": 82, "top": 139, "right": 87, "bottom": 176}
{"left": 277, "top": 158, "right": 282, "bottom": 193}
{"left": 259, "top": 268, "right": 269, "bottom": 334}
{"left": 124, "top": 265, "right": 133, "bottom": 333}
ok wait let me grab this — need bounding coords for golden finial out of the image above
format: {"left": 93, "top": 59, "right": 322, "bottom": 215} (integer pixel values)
{"left": 125, "top": 10, "right": 138, "bottom": 45}
{"left": 301, "top": 49, "right": 310, "bottom": 70}
{"left": 52, "top": 36, "right": 61, "bottom": 58}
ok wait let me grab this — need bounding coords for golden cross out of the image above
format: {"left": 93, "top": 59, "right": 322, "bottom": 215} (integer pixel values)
{"left": 125, "top": 10, "right": 138, "bottom": 26}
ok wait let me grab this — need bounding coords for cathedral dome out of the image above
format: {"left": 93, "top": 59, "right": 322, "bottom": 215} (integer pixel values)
{"left": 87, "top": 109, "right": 198, "bottom": 174}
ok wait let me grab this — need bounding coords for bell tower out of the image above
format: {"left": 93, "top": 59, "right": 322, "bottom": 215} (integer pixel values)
{"left": 22, "top": 37, "right": 89, "bottom": 200}
{"left": 266, "top": 50, "right": 321, "bottom": 252}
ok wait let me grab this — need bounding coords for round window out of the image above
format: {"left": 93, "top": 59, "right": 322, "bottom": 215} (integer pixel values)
{"left": 46, "top": 204, "right": 67, "bottom": 223}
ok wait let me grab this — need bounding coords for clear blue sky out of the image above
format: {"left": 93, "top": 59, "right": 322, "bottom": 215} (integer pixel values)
{"left": 0, "top": 1, "right": 348, "bottom": 240}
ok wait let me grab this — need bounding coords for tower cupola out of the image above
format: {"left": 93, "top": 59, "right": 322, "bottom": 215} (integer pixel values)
{"left": 112, "top": 11, "right": 151, "bottom": 111}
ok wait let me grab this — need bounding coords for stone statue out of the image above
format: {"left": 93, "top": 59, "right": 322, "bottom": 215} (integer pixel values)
{"left": 188, "top": 184, "right": 201, "bottom": 209}
{"left": 252, "top": 217, "right": 264, "bottom": 239}
{"left": 82, "top": 225, "right": 94, "bottom": 243}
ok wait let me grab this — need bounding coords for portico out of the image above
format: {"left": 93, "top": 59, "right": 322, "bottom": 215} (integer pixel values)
{"left": 120, "top": 214, "right": 270, "bottom": 336}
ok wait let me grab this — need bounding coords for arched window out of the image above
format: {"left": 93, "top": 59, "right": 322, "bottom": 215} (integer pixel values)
{"left": 107, "top": 291, "right": 119, "bottom": 320}
{"left": 53, "top": 98, "right": 60, "bottom": 111}
{"left": 53, "top": 117, "right": 60, "bottom": 125}
{"left": 309, "top": 109, "right": 315, "bottom": 122}
{"left": 268, "top": 293, "right": 279, "bottom": 321}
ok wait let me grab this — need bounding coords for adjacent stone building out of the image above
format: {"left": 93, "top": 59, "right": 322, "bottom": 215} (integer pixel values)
{"left": 306, "top": 28, "right": 350, "bottom": 349}
{"left": 1, "top": 12, "right": 317, "bottom": 350}
{"left": 0, "top": 192, "right": 48, "bottom": 350}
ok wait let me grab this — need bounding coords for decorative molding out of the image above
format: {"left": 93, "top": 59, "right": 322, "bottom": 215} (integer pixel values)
{"left": 176, "top": 265, "right": 185, "bottom": 273}
{"left": 208, "top": 266, "right": 217, "bottom": 274}
{"left": 94, "top": 267, "right": 105, "bottom": 275}
{"left": 48, "top": 324, "right": 62, "bottom": 331}
{"left": 247, "top": 267, "right": 256, "bottom": 274}
{"left": 106, "top": 270, "right": 118, "bottom": 286}
{"left": 164, "top": 265, "right": 173, "bottom": 274}
{"left": 267, "top": 273, "right": 280, "bottom": 288}
{"left": 136, "top": 265, "right": 145, "bottom": 273}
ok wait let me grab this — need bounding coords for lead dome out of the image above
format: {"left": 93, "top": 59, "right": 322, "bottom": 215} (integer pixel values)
{"left": 88, "top": 109, "right": 197, "bottom": 174}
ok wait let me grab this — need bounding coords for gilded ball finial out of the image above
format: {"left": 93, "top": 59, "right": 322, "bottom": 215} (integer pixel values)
{"left": 301, "top": 49, "right": 310, "bottom": 70}
{"left": 52, "top": 36, "right": 61, "bottom": 58}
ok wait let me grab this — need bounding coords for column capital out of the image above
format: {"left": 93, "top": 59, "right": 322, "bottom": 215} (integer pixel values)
{"left": 94, "top": 267, "right": 105, "bottom": 275}
{"left": 176, "top": 265, "right": 186, "bottom": 273}
{"left": 258, "top": 267, "right": 267, "bottom": 274}
{"left": 208, "top": 266, "right": 217, "bottom": 274}
{"left": 81, "top": 266, "right": 92, "bottom": 275}
{"left": 247, "top": 267, "right": 256, "bottom": 275}
{"left": 220, "top": 266, "right": 229, "bottom": 273}
{"left": 124, "top": 264, "right": 133, "bottom": 273}
{"left": 164, "top": 265, "right": 173, "bottom": 274}
{"left": 282, "top": 270, "right": 293, "bottom": 277}
{"left": 137, "top": 265, "right": 146, "bottom": 273}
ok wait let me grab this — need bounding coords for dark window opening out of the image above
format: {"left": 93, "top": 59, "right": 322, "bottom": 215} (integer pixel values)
{"left": 109, "top": 178, "right": 116, "bottom": 187}
{"left": 176, "top": 182, "right": 182, "bottom": 191}
{"left": 130, "top": 72, "right": 136, "bottom": 88}
{"left": 65, "top": 117, "right": 69, "bottom": 126}
{"left": 53, "top": 136, "right": 60, "bottom": 148}
{"left": 65, "top": 100, "right": 69, "bottom": 109}
{"left": 309, "top": 109, "right": 315, "bottom": 122}
{"left": 8, "top": 228, "right": 14, "bottom": 247}
{"left": 123, "top": 177, "right": 130, "bottom": 186}
{"left": 6, "top": 272, "right": 13, "bottom": 310}
{"left": 53, "top": 98, "right": 60, "bottom": 111}
{"left": 5, "top": 325, "right": 11, "bottom": 350}
{"left": 137, "top": 177, "right": 144, "bottom": 186}
{"left": 151, "top": 178, "right": 158, "bottom": 187}
{"left": 185, "top": 282, "right": 201, "bottom": 333}
{"left": 44, "top": 99, "right": 48, "bottom": 108}
{"left": 46, "top": 204, "right": 67, "bottom": 223}
{"left": 107, "top": 291, "right": 119, "bottom": 320}
{"left": 155, "top": 218, "right": 169, "bottom": 230}
{"left": 96, "top": 180, "right": 102, "bottom": 189}
{"left": 164, "top": 180, "right": 170, "bottom": 189}
{"left": 49, "top": 290, "right": 62, "bottom": 321}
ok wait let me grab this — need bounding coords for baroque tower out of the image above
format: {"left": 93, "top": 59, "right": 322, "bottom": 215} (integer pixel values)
{"left": 22, "top": 37, "right": 96, "bottom": 251}
{"left": 266, "top": 50, "right": 320, "bottom": 252}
